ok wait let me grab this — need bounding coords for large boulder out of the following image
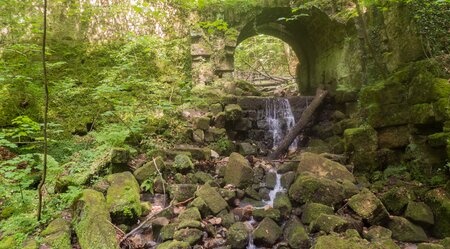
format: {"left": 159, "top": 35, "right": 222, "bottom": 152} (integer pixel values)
{"left": 404, "top": 201, "right": 434, "bottom": 226}
{"left": 313, "top": 234, "right": 373, "bottom": 249}
{"left": 41, "top": 218, "right": 72, "bottom": 249}
{"left": 170, "top": 184, "right": 197, "bottom": 202}
{"left": 224, "top": 153, "right": 253, "bottom": 188}
{"left": 301, "top": 203, "right": 334, "bottom": 224}
{"left": 273, "top": 192, "right": 292, "bottom": 217}
{"left": 310, "top": 214, "right": 350, "bottom": 233}
{"left": 73, "top": 189, "right": 120, "bottom": 249}
{"left": 227, "top": 222, "right": 249, "bottom": 249}
{"left": 133, "top": 156, "right": 165, "bottom": 183}
{"left": 284, "top": 217, "right": 310, "bottom": 249}
{"left": 173, "top": 154, "right": 194, "bottom": 173}
{"left": 388, "top": 216, "right": 428, "bottom": 242}
{"left": 381, "top": 186, "right": 415, "bottom": 215}
{"left": 296, "top": 152, "right": 355, "bottom": 182}
{"left": 110, "top": 147, "right": 130, "bottom": 173}
{"left": 348, "top": 189, "right": 390, "bottom": 226}
{"left": 289, "top": 174, "right": 345, "bottom": 207}
{"left": 196, "top": 185, "right": 228, "bottom": 214}
{"left": 253, "top": 217, "right": 282, "bottom": 247}
{"left": 224, "top": 104, "right": 243, "bottom": 121}
{"left": 106, "top": 172, "right": 142, "bottom": 224}
{"left": 344, "top": 126, "right": 378, "bottom": 173}
{"left": 173, "top": 228, "right": 203, "bottom": 245}
{"left": 377, "top": 126, "right": 410, "bottom": 149}
{"left": 424, "top": 188, "right": 450, "bottom": 238}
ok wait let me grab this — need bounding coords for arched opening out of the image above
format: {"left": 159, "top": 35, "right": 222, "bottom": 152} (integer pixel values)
{"left": 234, "top": 34, "right": 300, "bottom": 96}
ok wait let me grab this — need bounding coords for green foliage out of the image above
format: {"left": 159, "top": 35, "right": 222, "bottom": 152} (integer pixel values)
{"left": 211, "top": 136, "right": 234, "bottom": 156}
{"left": 141, "top": 172, "right": 159, "bottom": 194}
{"left": 199, "top": 19, "right": 229, "bottom": 34}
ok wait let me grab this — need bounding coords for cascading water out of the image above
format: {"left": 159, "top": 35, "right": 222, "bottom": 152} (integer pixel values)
{"left": 264, "top": 170, "right": 285, "bottom": 207}
{"left": 265, "top": 98, "right": 298, "bottom": 152}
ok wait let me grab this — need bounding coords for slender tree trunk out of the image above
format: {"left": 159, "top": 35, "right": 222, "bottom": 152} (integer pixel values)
{"left": 269, "top": 89, "right": 328, "bottom": 159}
{"left": 37, "top": 0, "right": 49, "bottom": 222}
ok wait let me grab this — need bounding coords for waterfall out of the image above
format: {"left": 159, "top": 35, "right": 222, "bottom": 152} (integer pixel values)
{"left": 265, "top": 98, "right": 298, "bottom": 151}
{"left": 264, "top": 170, "right": 285, "bottom": 207}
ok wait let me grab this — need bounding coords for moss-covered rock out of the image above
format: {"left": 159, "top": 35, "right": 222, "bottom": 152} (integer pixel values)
{"left": 364, "top": 226, "right": 392, "bottom": 241}
{"left": 344, "top": 126, "right": 378, "bottom": 153}
{"left": 160, "top": 223, "right": 177, "bottom": 241}
{"left": 156, "top": 240, "right": 190, "bottom": 249}
{"left": 188, "top": 197, "right": 211, "bottom": 217}
{"left": 313, "top": 234, "right": 369, "bottom": 249}
{"left": 178, "top": 207, "right": 202, "bottom": 221}
{"left": 381, "top": 186, "right": 415, "bottom": 215}
{"left": 417, "top": 243, "right": 445, "bottom": 249}
{"left": 227, "top": 222, "right": 249, "bottom": 249}
{"left": 252, "top": 207, "right": 281, "bottom": 222}
{"left": 224, "top": 152, "right": 253, "bottom": 188}
{"left": 348, "top": 189, "right": 390, "bottom": 225}
{"left": 273, "top": 192, "right": 292, "bottom": 217}
{"left": 196, "top": 184, "right": 228, "bottom": 214}
{"left": 196, "top": 116, "right": 211, "bottom": 130}
{"left": 224, "top": 104, "right": 243, "bottom": 121}
{"left": 284, "top": 217, "right": 310, "bottom": 249}
{"left": 177, "top": 220, "right": 202, "bottom": 230}
{"left": 170, "top": 184, "right": 197, "bottom": 202}
{"left": 133, "top": 156, "right": 165, "bottom": 183}
{"left": 289, "top": 174, "right": 345, "bottom": 207}
{"left": 310, "top": 214, "right": 350, "bottom": 233}
{"left": 301, "top": 203, "right": 334, "bottom": 224}
{"left": 253, "top": 217, "right": 282, "bottom": 247}
{"left": 73, "top": 189, "right": 120, "bottom": 249}
{"left": 173, "top": 228, "right": 203, "bottom": 246}
{"left": 377, "top": 126, "right": 411, "bottom": 149}
{"left": 110, "top": 147, "right": 130, "bottom": 173}
{"left": 388, "top": 216, "right": 428, "bottom": 242}
{"left": 404, "top": 201, "right": 434, "bottom": 226}
{"left": 173, "top": 154, "right": 194, "bottom": 173}
{"left": 296, "top": 152, "right": 355, "bottom": 182}
{"left": 0, "top": 237, "right": 16, "bottom": 249}
{"left": 106, "top": 172, "right": 142, "bottom": 224}
{"left": 41, "top": 218, "right": 72, "bottom": 249}
{"left": 424, "top": 188, "right": 450, "bottom": 238}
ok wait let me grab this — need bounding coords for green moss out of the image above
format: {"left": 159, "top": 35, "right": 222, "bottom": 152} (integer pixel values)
{"left": 284, "top": 218, "right": 310, "bottom": 248}
{"left": 273, "top": 192, "right": 292, "bottom": 217}
{"left": 253, "top": 218, "right": 282, "bottom": 247}
{"left": 133, "top": 156, "right": 165, "bottom": 183}
{"left": 428, "top": 133, "right": 450, "bottom": 147}
{"left": 74, "top": 189, "right": 120, "bottom": 249}
{"left": 348, "top": 189, "right": 389, "bottom": 225}
{"left": 41, "top": 218, "right": 72, "bottom": 249}
{"left": 424, "top": 188, "right": 450, "bottom": 238}
{"left": 405, "top": 202, "right": 434, "bottom": 226}
{"left": 417, "top": 243, "right": 445, "bottom": 249}
{"left": 106, "top": 172, "right": 142, "bottom": 224}
{"left": 160, "top": 224, "right": 177, "bottom": 242}
{"left": 388, "top": 216, "right": 428, "bottom": 242}
{"left": 310, "top": 214, "right": 350, "bottom": 233}
{"left": 224, "top": 104, "right": 242, "bottom": 121}
{"left": 252, "top": 208, "right": 281, "bottom": 222}
{"left": 313, "top": 234, "right": 370, "bottom": 249}
{"left": 381, "top": 186, "right": 415, "bottom": 215}
{"left": 224, "top": 152, "right": 253, "bottom": 188}
{"left": 227, "top": 222, "right": 249, "bottom": 248}
{"left": 173, "top": 154, "right": 194, "bottom": 173}
{"left": 301, "top": 203, "right": 334, "bottom": 224}
{"left": 156, "top": 240, "right": 190, "bottom": 249}
{"left": 0, "top": 237, "right": 16, "bottom": 249}
{"left": 344, "top": 126, "right": 377, "bottom": 152}
{"left": 195, "top": 185, "right": 228, "bottom": 214}
{"left": 178, "top": 207, "right": 201, "bottom": 221}
{"left": 173, "top": 228, "right": 203, "bottom": 245}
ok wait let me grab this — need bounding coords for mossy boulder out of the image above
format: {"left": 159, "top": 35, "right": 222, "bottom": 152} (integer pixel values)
{"left": 188, "top": 197, "right": 211, "bottom": 217}
{"left": 310, "top": 214, "right": 350, "bottom": 233}
{"left": 424, "top": 188, "right": 450, "bottom": 238}
{"left": 252, "top": 207, "right": 281, "bottom": 222}
{"left": 227, "top": 222, "right": 249, "bottom": 249}
{"left": 405, "top": 201, "right": 434, "bottom": 226}
{"left": 110, "top": 147, "right": 130, "bottom": 173}
{"left": 284, "top": 217, "right": 310, "bottom": 249}
{"left": 348, "top": 189, "right": 390, "bottom": 225}
{"left": 289, "top": 174, "right": 345, "bottom": 207}
{"left": 377, "top": 126, "right": 410, "bottom": 149}
{"left": 313, "top": 234, "right": 369, "bottom": 249}
{"left": 195, "top": 184, "right": 228, "bottom": 214}
{"left": 133, "top": 156, "right": 165, "bottom": 183}
{"left": 253, "top": 217, "right": 282, "bottom": 247}
{"left": 224, "top": 104, "right": 243, "bottom": 121}
{"left": 381, "top": 186, "right": 415, "bottom": 215}
{"left": 173, "top": 154, "right": 194, "bottom": 173}
{"left": 170, "top": 184, "right": 197, "bottom": 202}
{"left": 344, "top": 126, "right": 378, "bottom": 153}
{"left": 41, "top": 218, "right": 72, "bottom": 249}
{"left": 178, "top": 207, "right": 201, "bottom": 221}
{"left": 73, "top": 189, "right": 120, "bottom": 249}
{"left": 364, "top": 226, "right": 392, "bottom": 241}
{"left": 301, "top": 203, "right": 334, "bottom": 224}
{"left": 224, "top": 152, "right": 253, "bottom": 188}
{"left": 296, "top": 152, "right": 355, "bottom": 182}
{"left": 177, "top": 220, "right": 202, "bottom": 230}
{"left": 417, "top": 243, "right": 445, "bottom": 249}
{"left": 173, "top": 228, "right": 203, "bottom": 246}
{"left": 160, "top": 223, "right": 177, "bottom": 242}
{"left": 388, "top": 216, "right": 428, "bottom": 242}
{"left": 273, "top": 192, "right": 292, "bottom": 217}
{"left": 156, "top": 240, "right": 190, "bottom": 249}
{"left": 106, "top": 172, "right": 142, "bottom": 224}
{"left": 196, "top": 116, "right": 211, "bottom": 130}
{"left": 0, "top": 237, "right": 16, "bottom": 249}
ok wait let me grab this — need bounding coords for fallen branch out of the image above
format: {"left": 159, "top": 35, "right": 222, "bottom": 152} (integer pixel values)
{"left": 269, "top": 89, "right": 328, "bottom": 159}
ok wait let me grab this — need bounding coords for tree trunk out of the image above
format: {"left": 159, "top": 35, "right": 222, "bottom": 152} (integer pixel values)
{"left": 268, "top": 89, "right": 328, "bottom": 159}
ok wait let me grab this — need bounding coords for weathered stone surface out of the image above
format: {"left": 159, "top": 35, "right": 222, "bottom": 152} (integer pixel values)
{"left": 381, "top": 186, "right": 415, "bottom": 215}
{"left": 344, "top": 126, "right": 378, "bottom": 152}
{"left": 41, "top": 218, "right": 72, "bottom": 249}
{"left": 160, "top": 224, "right": 177, "bottom": 242}
{"left": 289, "top": 174, "right": 345, "bottom": 207}
{"left": 110, "top": 147, "right": 130, "bottom": 173}
{"left": 417, "top": 243, "right": 445, "bottom": 249}
{"left": 227, "top": 222, "right": 249, "bottom": 249}
{"left": 274, "top": 192, "right": 292, "bottom": 217}
{"left": 196, "top": 185, "right": 228, "bottom": 214}
{"left": 173, "top": 154, "right": 194, "bottom": 173}
{"left": 364, "top": 226, "right": 392, "bottom": 241}
{"left": 234, "top": 118, "right": 252, "bottom": 131}
{"left": 133, "top": 156, "right": 165, "bottom": 183}
{"left": 238, "top": 142, "right": 257, "bottom": 156}
{"left": 74, "top": 189, "right": 120, "bottom": 249}
{"left": 388, "top": 216, "right": 428, "bottom": 242}
{"left": 405, "top": 201, "right": 434, "bottom": 226}
{"left": 210, "top": 103, "right": 223, "bottom": 114}
{"left": 224, "top": 104, "right": 243, "bottom": 121}
{"left": 313, "top": 234, "right": 369, "bottom": 249}
{"left": 281, "top": 171, "right": 296, "bottom": 189}
{"left": 424, "top": 188, "right": 450, "bottom": 238}
{"left": 157, "top": 240, "right": 190, "bottom": 249}
{"left": 193, "top": 129, "right": 205, "bottom": 143}
{"left": 265, "top": 171, "right": 277, "bottom": 189}
{"left": 284, "top": 217, "right": 310, "bottom": 249}
{"left": 173, "top": 228, "right": 203, "bottom": 245}
{"left": 214, "top": 112, "right": 226, "bottom": 128}
{"left": 170, "top": 184, "right": 197, "bottom": 202}
{"left": 253, "top": 218, "right": 282, "bottom": 247}
{"left": 296, "top": 152, "right": 355, "bottom": 182}
{"left": 378, "top": 126, "right": 410, "bottom": 149}
{"left": 173, "top": 145, "right": 211, "bottom": 161}
{"left": 224, "top": 153, "right": 253, "bottom": 188}
{"left": 310, "top": 214, "right": 350, "bottom": 233}
{"left": 301, "top": 203, "right": 334, "bottom": 224}
{"left": 196, "top": 116, "right": 211, "bottom": 130}
{"left": 252, "top": 207, "right": 281, "bottom": 222}
{"left": 348, "top": 189, "right": 390, "bottom": 225}
{"left": 178, "top": 207, "right": 202, "bottom": 221}
{"left": 106, "top": 172, "right": 142, "bottom": 224}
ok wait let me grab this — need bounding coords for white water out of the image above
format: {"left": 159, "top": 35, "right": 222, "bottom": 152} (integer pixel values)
{"left": 265, "top": 98, "right": 298, "bottom": 151}
{"left": 245, "top": 217, "right": 257, "bottom": 249}
{"left": 264, "top": 170, "right": 285, "bottom": 207}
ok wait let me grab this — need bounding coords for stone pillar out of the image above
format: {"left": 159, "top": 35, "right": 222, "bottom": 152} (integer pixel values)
{"left": 191, "top": 28, "right": 214, "bottom": 86}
